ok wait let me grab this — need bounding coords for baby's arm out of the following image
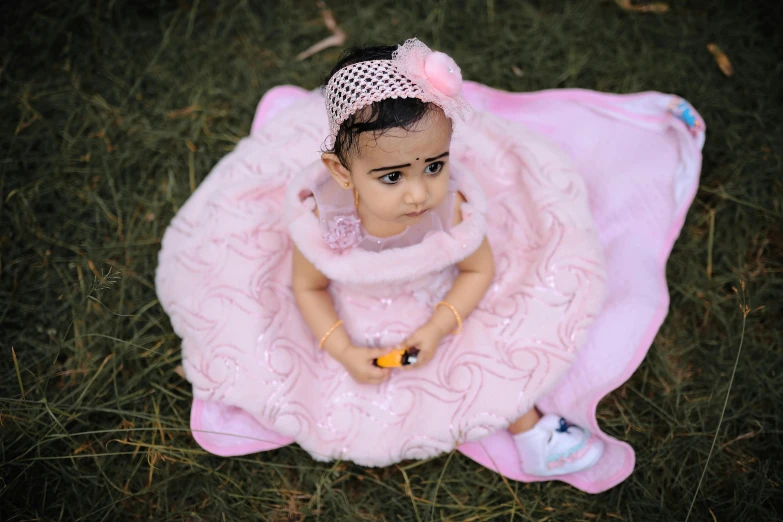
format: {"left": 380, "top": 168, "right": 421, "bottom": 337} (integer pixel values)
{"left": 403, "top": 193, "right": 495, "bottom": 364}
{"left": 291, "top": 245, "right": 392, "bottom": 384}
{"left": 429, "top": 235, "right": 494, "bottom": 336}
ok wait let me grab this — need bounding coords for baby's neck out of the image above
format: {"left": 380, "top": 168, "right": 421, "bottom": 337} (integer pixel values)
{"left": 357, "top": 205, "right": 407, "bottom": 238}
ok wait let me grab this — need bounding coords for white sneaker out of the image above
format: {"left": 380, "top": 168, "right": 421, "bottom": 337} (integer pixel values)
{"left": 512, "top": 414, "right": 604, "bottom": 476}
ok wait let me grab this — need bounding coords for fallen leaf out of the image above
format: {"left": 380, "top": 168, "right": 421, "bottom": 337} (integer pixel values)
{"left": 615, "top": 0, "right": 669, "bottom": 13}
{"left": 295, "top": 1, "right": 347, "bottom": 61}
{"left": 174, "top": 365, "right": 186, "bottom": 378}
{"left": 167, "top": 105, "right": 201, "bottom": 119}
{"left": 14, "top": 113, "right": 38, "bottom": 135}
{"left": 511, "top": 65, "right": 523, "bottom": 77}
{"left": 186, "top": 140, "right": 197, "bottom": 152}
{"left": 707, "top": 43, "right": 734, "bottom": 77}
{"left": 73, "top": 441, "right": 95, "bottom": 455}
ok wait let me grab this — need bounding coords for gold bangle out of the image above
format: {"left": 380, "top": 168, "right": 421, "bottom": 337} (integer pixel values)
{"left": 435, "top": 301, "right": 462, "bottom": 336}
{"left": 318, "top": 320, "right": 344, "bottom": 350}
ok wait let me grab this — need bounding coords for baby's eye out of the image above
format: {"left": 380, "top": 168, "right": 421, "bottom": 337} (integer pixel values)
{"left": 425, "top": 161, "right": 444, "bottom": 175}
{"left": 380, "top": 172, "right": 402, "bottom": 184}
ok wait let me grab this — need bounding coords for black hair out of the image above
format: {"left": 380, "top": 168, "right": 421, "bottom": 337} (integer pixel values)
{"left": 322, "top": 45, "right": 437, "bottom": 167}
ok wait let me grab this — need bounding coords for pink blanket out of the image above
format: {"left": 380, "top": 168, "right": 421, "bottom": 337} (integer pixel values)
{"left": 161, "top": 82, "right": 704, "bottom": 493}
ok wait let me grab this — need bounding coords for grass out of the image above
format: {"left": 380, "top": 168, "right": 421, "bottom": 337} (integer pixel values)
{"left": 1, "top": 0, "right": 781, "bottom": 520}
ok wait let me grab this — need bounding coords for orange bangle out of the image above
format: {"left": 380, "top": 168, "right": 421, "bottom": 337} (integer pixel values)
{"left": 435, "top": 301, "right": 462, "bottom": 336}
{"left": 318, "top": 320, "right": 344, "bottom": 350}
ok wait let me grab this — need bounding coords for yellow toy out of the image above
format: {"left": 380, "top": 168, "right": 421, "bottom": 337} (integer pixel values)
{"left": 373, "top": 347, "right": 420, "bottom": 368}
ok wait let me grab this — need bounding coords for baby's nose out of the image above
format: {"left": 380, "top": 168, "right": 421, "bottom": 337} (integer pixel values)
{"left": 406, "top": 180, "right": 428, "bottom": 204}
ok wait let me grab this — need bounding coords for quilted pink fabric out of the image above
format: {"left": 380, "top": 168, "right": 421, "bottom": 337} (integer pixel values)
{"left": 155, "top": 82, "right": 704, "bottom": 493}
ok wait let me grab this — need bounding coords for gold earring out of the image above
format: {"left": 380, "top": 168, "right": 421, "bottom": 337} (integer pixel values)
{"left": 344, "top": 182, "right": 350, "bottom": 188}
{"left": 354, "top": 189, "right": 359, "bottom": 209}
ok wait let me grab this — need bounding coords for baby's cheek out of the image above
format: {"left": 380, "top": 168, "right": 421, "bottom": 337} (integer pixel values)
{"left": 430, "top": 176, "right": 450, "bottom": 204}
{"left": 371, "top": 192, "right": 402, "bottom": 219}
{"left": 362, "top": 184, "right": 385, "bottom": 206}
{"left": 371, "top": 189, "right": 397, "bottom": 211}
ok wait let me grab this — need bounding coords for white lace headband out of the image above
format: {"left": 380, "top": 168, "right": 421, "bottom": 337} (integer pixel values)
{"left": 324, "top": 38, "right": 471, "bottom": 140}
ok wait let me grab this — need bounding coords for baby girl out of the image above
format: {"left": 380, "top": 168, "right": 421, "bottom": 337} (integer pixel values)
{"left": 290, "top": 39, "right": 604, "bottom": 476}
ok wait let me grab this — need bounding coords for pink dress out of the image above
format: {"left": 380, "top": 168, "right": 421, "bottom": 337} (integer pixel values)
{"left": 156, "top": 89, "right": 608, "bottom": 466}
{"left": 156, "top": 85, "right": 705, "bottom": 491}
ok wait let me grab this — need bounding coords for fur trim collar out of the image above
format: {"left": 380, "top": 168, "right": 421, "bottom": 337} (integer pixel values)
{"left": 286, "top": 161, "right": 487, "bottom": 285}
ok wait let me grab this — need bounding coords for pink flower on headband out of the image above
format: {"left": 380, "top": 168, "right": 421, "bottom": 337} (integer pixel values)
{"left": 424, "top": 52, "right": 463, "bottom": 96}
{"left": 392, "top": 39, "right": 469, "bottom": 121}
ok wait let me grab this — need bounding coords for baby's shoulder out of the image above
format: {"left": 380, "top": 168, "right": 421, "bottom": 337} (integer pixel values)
{"left": 451, "top": 191, "right": 467, "bottom": 227}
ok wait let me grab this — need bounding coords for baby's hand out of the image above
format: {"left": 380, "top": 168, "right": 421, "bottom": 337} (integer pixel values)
{"left": 332, "top": 344, "right": 392, "bottom": 385}
{"left": 402, "top": 323, "right": 446, "bottom": 369}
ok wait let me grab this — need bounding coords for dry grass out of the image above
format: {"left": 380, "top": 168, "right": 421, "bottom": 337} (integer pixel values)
{"left": 1, "top": 0, "right": 781, "bottom": 520}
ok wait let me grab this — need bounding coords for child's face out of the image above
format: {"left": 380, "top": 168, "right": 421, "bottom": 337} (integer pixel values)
{"left": 349, "top": 108, "right": 454, "bottom": 229}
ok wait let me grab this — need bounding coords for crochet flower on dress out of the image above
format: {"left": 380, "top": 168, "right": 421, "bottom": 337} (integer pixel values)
{"left": 323, "top": 214, "right": 363, "bottom": 251}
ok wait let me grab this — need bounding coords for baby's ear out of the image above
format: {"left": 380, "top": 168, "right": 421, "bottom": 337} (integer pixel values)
{"left": 321, "top": 153, "right": 353, "bottom": 188}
